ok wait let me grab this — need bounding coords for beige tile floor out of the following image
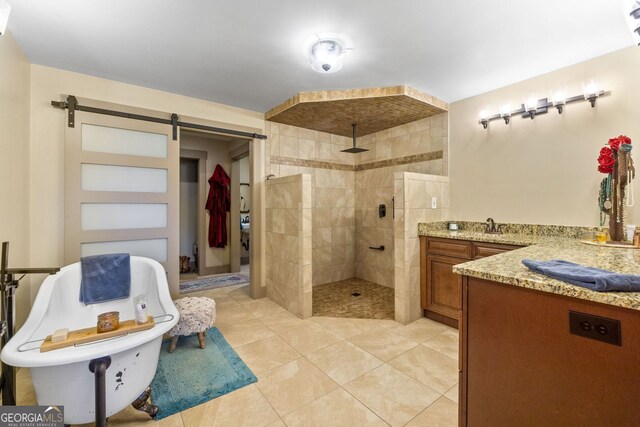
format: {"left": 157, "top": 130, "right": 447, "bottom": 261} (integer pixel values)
{"left": 16, "top": 284, "right": 459, "bottom": 426}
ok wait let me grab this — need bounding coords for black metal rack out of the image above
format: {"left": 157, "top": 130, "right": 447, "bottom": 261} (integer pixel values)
{"left": 0, "top": 242, "right": 59, "bottom": 405}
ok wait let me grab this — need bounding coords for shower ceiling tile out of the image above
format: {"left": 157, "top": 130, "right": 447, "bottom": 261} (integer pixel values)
{"left": 266, "top": 86, "right": 447, "bottom": 138}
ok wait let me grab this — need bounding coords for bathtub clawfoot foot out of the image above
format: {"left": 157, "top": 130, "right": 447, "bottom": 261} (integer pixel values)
{"left": 132, "top": 387, "right": 158, "bottom": 419}
{"left": 168, "top": 336, "right": 178, "bottom": 353}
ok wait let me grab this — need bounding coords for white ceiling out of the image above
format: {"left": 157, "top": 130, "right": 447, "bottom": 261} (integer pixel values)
{"left": 7, "top": 0, "right": 635, "bottom": 113}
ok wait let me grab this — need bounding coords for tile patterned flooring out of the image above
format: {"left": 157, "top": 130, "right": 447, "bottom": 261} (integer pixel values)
{"left": 312, "top": 278, "right": 395, "bottom": 320}
{"left": 16, "top": 284, "right": 458, "bottom": 426}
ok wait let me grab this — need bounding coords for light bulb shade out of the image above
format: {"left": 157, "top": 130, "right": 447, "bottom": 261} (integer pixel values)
{"left": 500, "top": 104, "right": 511, "bottom": 117}
{"left": 552, "top": 90, "right": 566, "bottom": 106}
{"left": 582, "top": 80, "right": 599, "bottom": 99}
{"left": 525, "top": 96, "right": 538, "bottom": 111}
{"left": 479, "top": 108, "right": 490, "bottom": 120}
{"left": 624, "top": 0, "right": 640, "bottom": 45}
{"left": 0, "top": 0, "right": 10, "bottom": 36}
{"left": 309, "top": 39, "right": 344, "bottom": 73}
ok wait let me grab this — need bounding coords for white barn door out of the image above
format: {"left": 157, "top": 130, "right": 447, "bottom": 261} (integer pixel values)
{"left": 64, "top": 106, "right": 179, "bottom": 296}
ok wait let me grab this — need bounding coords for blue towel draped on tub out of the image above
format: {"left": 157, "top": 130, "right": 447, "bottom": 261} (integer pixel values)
{"left": 80, "top": 253, "right": 131, "bottom": 304}
{"left": 522, "top": 259, "right": 640, "bottom": 292}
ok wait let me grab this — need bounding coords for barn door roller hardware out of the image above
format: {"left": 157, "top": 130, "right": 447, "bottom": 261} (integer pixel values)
{"left": 51, "top": 95, "right": 267, "bottom": 141}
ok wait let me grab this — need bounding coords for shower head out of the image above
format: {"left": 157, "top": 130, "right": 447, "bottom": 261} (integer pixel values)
{"left": 341, "top": 146, "right": 369, "bottom": 153}
{"left": 341, "top": 123, "right": 369, "bottom": 154}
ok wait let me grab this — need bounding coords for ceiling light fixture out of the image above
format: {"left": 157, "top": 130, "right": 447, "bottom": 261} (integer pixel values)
{"left": 309, "top": 39, "right": 345, "bottom": 74}
{"left": 0, "top": 0, "right": 11, "bottom": 36}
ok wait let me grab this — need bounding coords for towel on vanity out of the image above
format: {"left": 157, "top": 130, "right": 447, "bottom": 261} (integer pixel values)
{"left": 522, "top": 259, "right": 640, "bottom": 292}
{"left": 80, "top": 253, "right": 131, "bottom": 304}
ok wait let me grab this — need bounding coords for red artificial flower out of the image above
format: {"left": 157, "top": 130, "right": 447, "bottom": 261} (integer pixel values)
{"left": 598, "top": 154, "right": 615, "bottom": 167}
{"left": 598, "top": 163, "right": 613, "bottom": 174}
{"left": 608, "top": 135, "right": 633, "bottom": 151}
{"left": 599, "top": 146, "right": 613, "bottom": 158}
{"left": 609, "top": 137, "right": 622, "bottom": 151}
{"left": 618, "top": 134, "right": 632, "bottom": 145}
{"left": 597, "top": 151, "right": 615, "bottom": 174}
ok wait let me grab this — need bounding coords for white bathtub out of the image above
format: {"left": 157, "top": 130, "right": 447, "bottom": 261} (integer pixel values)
{"left": 1, "top": 256, "right": 179, "bottom": 424}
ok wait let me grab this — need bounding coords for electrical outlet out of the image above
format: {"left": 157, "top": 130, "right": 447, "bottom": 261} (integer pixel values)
{"left": 431, "top": 197, "right": 437, "bottom": 209}
{"left": 569, "top": 311, "right": 621, "bottom": 346}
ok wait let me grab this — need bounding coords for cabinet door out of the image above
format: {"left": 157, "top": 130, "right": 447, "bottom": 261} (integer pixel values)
{"left": 425, "top": 254, "right": 465, "bottom": 321}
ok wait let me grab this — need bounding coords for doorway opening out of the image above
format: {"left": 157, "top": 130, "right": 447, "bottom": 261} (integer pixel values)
{"left": 178, "top": 130, "right": 251, "bottom": 294}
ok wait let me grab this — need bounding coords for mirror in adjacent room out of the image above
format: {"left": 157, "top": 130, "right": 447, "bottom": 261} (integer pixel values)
{"left": 240, "top": 183, "right": 250, "bottom": 213}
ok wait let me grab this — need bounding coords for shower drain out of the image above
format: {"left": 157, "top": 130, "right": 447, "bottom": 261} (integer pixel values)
{"left": 351, "top": 291, "right": 361, "bottom": 297}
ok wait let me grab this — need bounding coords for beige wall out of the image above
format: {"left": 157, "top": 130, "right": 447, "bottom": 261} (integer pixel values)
{"left": 265, "top": 174, "right": 312, "bottom": 318}
{"left": 450, "top": 47, "right": 640, "bottom": 226}
{"left": 0, "top": 32, "right": 31, "bottom": 327}
{"left": 28, "top": 65, "right": 264, "bottom": 300}
{"left": 393, "top": 173, "right": 450, "bottom": 324}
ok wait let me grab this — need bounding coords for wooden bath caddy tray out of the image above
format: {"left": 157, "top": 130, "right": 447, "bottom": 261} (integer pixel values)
{"left": 40, "top": 316, "right": 155, "bottom": 352}
{"left": 579, "top": 240, "right": 640, "bottom": 249}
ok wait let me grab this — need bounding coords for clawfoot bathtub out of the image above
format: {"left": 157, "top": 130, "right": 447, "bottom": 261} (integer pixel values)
{"left": 1, "top": 256, "right": 179, "bottom": 424}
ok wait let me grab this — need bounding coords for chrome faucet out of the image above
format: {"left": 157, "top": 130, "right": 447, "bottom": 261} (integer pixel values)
{"left": 485, "top": 218, "right": 502, "bottom": 234}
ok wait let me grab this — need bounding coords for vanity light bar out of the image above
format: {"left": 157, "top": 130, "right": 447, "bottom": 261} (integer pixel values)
{"left": 478, "top": 88, "right": 606, "bottom": 129}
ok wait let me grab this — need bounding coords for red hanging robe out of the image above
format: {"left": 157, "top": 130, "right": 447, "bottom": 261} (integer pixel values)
{"left": 205, "top": 164, "right": 230, "bottom": 248}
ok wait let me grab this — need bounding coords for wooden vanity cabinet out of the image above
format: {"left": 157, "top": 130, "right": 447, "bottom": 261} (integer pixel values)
{"left": 420, "top": 236, "right": 521, "bottom": 328}
{"left": 460, "top": 276, "right": 640, "bottom": 426}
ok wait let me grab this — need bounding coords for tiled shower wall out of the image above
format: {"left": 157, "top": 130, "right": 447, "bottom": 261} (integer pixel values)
{"left": 394, "top": 172, "right": 450, "bottom": 324}
{"left": 354, "top": 168, "right": 395, "bottom": 288}
{"left": 265, "top": 122, "right": 356, "bottom": 286}
{"left": 354, "top": 114, "right": 449, "bottom": 289}
{"left": 265, "top": 112, "right": 448, "bottom": 292}
{"left": 265, "top": 174, "right": 312, "bottom": 318}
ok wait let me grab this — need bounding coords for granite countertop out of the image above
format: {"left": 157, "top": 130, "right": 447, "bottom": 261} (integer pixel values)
{"left": 419, "top": 221, "right": 640, "bottom": 311}
{"left": 420, "top": 228, "right": 544, "bottom": 246}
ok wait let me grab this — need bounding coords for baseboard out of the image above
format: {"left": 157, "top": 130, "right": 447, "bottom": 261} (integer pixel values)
{"left": 424, "top": 309, "right": 459, "bottom": 329}
{"left": 199, "top": 265, "right": 231, "bottom": 276}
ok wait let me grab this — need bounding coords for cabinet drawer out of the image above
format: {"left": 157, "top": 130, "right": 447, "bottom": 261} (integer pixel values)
{"left": 472, "top": 242, "right": 521, "bottom": 259}
{"left": 426, "top": 238, "right": 471, "bottom": 259}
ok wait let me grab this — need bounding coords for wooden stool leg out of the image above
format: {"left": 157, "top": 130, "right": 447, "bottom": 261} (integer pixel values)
{"left": 168, "top": 336, "right": 178, "bottom": 353}
{"left": 197, "top": 332, "right": 206, "bottom": 349}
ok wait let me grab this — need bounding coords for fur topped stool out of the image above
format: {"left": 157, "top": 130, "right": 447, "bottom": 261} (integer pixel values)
{"left": 168, "top": 297, "right": 216, "bottom": 353}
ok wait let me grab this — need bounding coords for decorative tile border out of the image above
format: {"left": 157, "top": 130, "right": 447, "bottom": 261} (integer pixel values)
{"left": 270, "top": 156, "right": 354, "bottom": 171}
{"left": 355, "top": 151, "right": 443, "bottom": 171}
{"left": 270, "top": 150, "right": 443, "bottom": 172}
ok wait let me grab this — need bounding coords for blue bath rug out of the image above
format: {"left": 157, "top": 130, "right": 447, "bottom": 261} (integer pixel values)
{"left": 150, "top": 327, "right": 257, "bottom": 420}
{"left": 179, "top": 273, "right": 249, "bottom": 293}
